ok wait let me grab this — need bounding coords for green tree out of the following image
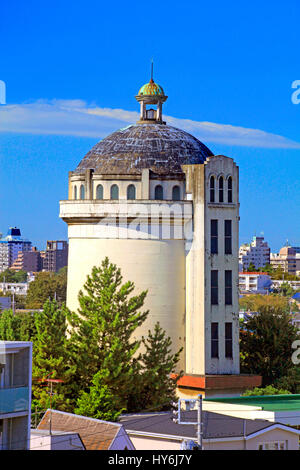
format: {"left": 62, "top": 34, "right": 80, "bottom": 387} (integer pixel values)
{"left": 242, "top": 385, "right": 291, "bottom": 396}
{"left": 240, "top": 302, "right": 299, "bottom": 386}
{"left": 129, "top": 322, "right": 183, "bottom": 412}
{"left": 26, "top": 271, "right": 67, "bottom": 309}
{"left": 247, "top": 262, "right": 256, "bottom": 272}
{"left": 0, "top": 269, "right": 27, "bottom": 283}
{"left": 75, "top": 370, "right": 124, "bottom": 422}
{"left": 32, "top": 300, "right": 75, "bottom": 413}
{"left": 0, "top": 310, "right": 36, "bottom": 341}
{"left": 69, "top": 257, "right": 149, "bottom": 413}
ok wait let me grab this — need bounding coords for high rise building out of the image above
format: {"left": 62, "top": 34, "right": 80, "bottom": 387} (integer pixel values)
{"left": 10, "top": 247, "right": 43, "bottom": 272}
{"left": 59, "top": 76, "right": 260, "bottom": 397}
{"left": 239, "top": 236, "right": 270, "bottom": 271}
{"left": 42, "top": 240, "right": 68, "bottom": 272}
{"left": 0, "top": 228, "right": 32, "bottom": 272}
{"left": 270, "top": 245, "right": 299, "bottom": 275}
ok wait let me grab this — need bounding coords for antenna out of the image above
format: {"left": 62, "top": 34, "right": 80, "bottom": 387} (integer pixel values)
{"left": 150, "top": 58, "right": 154, "bottom": 82}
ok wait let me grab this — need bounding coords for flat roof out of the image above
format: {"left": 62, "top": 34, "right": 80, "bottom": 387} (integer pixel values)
{"left": 204, "top": 394, "right": 300, "bottom": 412}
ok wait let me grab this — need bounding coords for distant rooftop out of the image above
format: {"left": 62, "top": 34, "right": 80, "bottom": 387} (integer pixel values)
{"left": 204, "top": 394, "right": 300, "bottom": 412}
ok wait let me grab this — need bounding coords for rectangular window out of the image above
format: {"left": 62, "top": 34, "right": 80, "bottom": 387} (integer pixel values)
{"left": 211, "top": 270, "right": 218, "bottom": 305}
{"left": 225, "top": 270, "right": 232, "bottom": 305}
{"left": 224, "top": 220, "right": 232, "bottom": 255}
{"left": 225, "top": 322, "right": 233, "bottom": 358}
{"left": 211, "top": 220, "right": 218, "bottom": 254}
{"left": 211, "top": 323, "right": 219, "bottom": 358}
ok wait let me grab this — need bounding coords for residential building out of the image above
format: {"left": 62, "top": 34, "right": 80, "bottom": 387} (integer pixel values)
{"left": 0, "top": 341, "right": 32, "bottom": 450}
{"left": 37, "top": 410, "right": 135, "bottom": 450}
{"left": 42, "top": 241, "right": 68, "bottom": 272}
{"left": 239, "top": 272, "right": 272, "bottom": 295}
{"left": 239, "top": 236, "right": 271, "bottom": 271}
{"left": 271, "top": 279, "right": 300, "bottom": 291}
{"left": 270, "top": 245, "right": 299, "bottom": 276}
{"left": 0, "top": 283, "right": 28, "bottom": 296}
{"left": 0, "top": 228, "right": 32, "bottom": 273}
{"left": 120, "top": 410, "right": 300, "bottom": 450}
{"left": 10, "top": 247, "right": 43, "bottom": 273}
{"left": 30, "top": 429, "right": 85, "bottom": 450}
{"left": 60, "top": 76, "right": 260, "bottom": 398}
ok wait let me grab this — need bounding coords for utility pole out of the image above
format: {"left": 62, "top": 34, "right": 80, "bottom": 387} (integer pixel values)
{"left": 172, "top": 394, "right": 203, "bottom": 450}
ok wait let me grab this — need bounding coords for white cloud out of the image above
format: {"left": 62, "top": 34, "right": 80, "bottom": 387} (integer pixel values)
{"left": 0, "top": 99, "right": 299, "bottom": 149}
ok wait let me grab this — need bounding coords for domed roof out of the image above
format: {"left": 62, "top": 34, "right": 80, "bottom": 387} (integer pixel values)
{"left": 74, "top": 123, "right": 214, "bottom": 177}
{"left": 138, "top": 79, "right": 165, "bottom": 96}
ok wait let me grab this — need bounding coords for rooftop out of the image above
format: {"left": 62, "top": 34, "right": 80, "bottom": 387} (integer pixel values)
{"left": 204, "top": 394, "right": 300, "bottom": 412}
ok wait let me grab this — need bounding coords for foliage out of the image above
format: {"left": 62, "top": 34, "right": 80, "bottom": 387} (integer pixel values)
{"left": 32, "top": 299, "right": 75, "bottom": 413}
{"left": 0, "top": 309, "right": 36, "bottom": 341}
{"left": 273, "top": 367, "right": 300, "bottom": 394}
{"left": 240, "top": 301, "right": 299, "bottom": 386}
{"left": 69, "top": 257, "right": 149, "bottom": 413}
{"left": 128, "top": 322, "right": 183, "bottom": 412}
{"left": 272, "top": 282, "right": 295, "bottom": 297}
{"left": 239, "top": 294, "right": 289, "bottom": 312}
{"left": 242, "top": 385, "right": 291, "bottom": 396}
{"left": 26, "top": 270, "right": 67, "bottom": 309}
{"left": 75, "top": 370, "right": 124, "bottom": 422}
{"left": 0, "top": 269, "right": 27, "bottom": 283}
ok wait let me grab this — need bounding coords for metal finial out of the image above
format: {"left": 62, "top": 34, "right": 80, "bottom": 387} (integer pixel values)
{"left": 150, "top": 58, "right": 154, "bottom": 82}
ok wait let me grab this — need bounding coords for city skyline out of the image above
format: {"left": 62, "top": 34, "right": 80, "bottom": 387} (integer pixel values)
{"left": 0, "top": 1, "right": 299, "bottom": 251}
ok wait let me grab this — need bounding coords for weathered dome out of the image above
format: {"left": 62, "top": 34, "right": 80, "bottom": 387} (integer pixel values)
{"left": 74, "top": 123, "right": 214, "bottom": 177}
{"left": 138, "top": 79, "right": 165, "bottom": 96}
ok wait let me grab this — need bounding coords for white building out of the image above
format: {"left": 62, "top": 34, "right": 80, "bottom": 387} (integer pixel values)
{"left": 0, "top": 341, "right": 32, "bottom": 450}
{"left": 0, "top": 228, "right": 32, "bottom": 273}
{"left": 60, "top": 76, "right": 260, "bottom": 397}
{"left": 239, "top": 272, "right": 272, "bottom": 295}
{"left": 239, "top": 236, "right": 270, "bottom": 271}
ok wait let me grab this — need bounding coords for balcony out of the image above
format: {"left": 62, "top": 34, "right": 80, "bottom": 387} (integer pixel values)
{"left": 0, "top": 386, "right": 30, "bottom": 414}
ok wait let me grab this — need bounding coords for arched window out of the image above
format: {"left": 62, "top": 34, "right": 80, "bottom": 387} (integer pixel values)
{"left": 219, "top": 176, "right": 224, "bottom": 203}
{"left": 172, "top": 185, "right": 181, "bottom": 201}
{"left": 210, "top": 176, "right": 215, "bottom": 203}
{"left": 127, "top": 184, "right": 136, "bottom": 200}
{"left": 228, "top": 177, "right": 233, "bottom": 203}
{"left": 154, "top": 185, "right": 163, "bottom": 200}
{"left": 110, "top": 184, "right": 119, "bottom": 200}
{"left": 74, "top": 186, "right": 77, "bottom": 200}
{"left": 80, "top": 184, "right": 85, "bottom": 200}
{"left": 96, "top": 184, "right": 103, "bottom": 200}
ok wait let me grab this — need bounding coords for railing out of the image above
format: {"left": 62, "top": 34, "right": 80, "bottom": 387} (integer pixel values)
{"left": 0, "top": 386, "right": 29, "bottom": 414}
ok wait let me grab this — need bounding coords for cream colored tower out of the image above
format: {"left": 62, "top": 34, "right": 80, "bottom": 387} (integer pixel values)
{"left": 60, "top": 77, "right": 254, "bottom": 394}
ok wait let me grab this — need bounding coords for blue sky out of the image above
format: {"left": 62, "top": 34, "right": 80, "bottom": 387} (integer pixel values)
{"left": 0, "top": 0, "right": 299, "bottom": 251}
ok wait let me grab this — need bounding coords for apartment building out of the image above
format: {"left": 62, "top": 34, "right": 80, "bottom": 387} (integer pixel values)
{"left": 239, "top": 236, "right": 270, "bottom": 271}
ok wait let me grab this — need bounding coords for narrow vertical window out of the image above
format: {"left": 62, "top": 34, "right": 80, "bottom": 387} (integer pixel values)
{"left": 127, "top": 184, "right": 136, "bottom": 200}
{"left": 211, "top": 220, "right": 218, "bottom": 254}
{"left": 80, "top": 184, "right": 85, "bottom": 200}
{"left": 224, "top": 220, "right": 232, "bottom": 255}
{"left": 225, "top": 270, "right": 232, "bottom": 305}
{"left": 210, "top": 176, "right": 215, "bottom": 203}
{"left": 211, "top": 270, "right": 218, "bottom": 305}
{"left": 219, "top": 176, "right": 224, "bottom": 203}
{"left": 172, "top": 185, "right": 181, "bottom": 201}
{"left": 96, "top": 184, "right": 103, "bottom": 200}
{"left": 110, "top": 184, "right": 119, "bottom": 200}
{"left": 228, "top": 177, "right": 233, "bottom": 203}
{"left": 74, "top": 186, "right": 77, "bottom": 200}
{"left": 155, "top": 185, "right": 163, "bottom": 200}
{"left": 225, "top": 323, "right": 233, "bottom": 358}
{"left": 211, "top": 323, "right": 219, "bottom": 358}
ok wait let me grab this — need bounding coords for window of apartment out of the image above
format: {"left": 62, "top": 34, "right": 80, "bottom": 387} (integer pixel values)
{"left": 210, "top": 176, "right": 215, "bottom": 203}
{"left": 258, "top": 441, "right": 287, "bottom": 450}
{"left": 224, "top": 220, "right": 232, "bottom": 255}
{"left": 172, "top": 185, "right": 181, "bottom": 201}
{"left": 211, "top": 323, "right": 219, "bottom": 358}
{"left": 211, "top": 220, "right": 218, "bottom": 254}
{"left": 110, "top": 184, "right": 119, "bottom": 200}
{"left": 225, "top": 270, "right": 232, "bottom": 305}
{"left": 80, "top": 184, "right": 85, "bottom": 200}
{"left": 228, "top": 177, "right": 233, "bottom": 203}
{"left": 155, "top": 185, "right": 164, "bottom": 200}
{"left": 219, "top": 176, "right": 224, "bottom": 203}
{"left": 127, "top": 184, "right": 136, "bottom": 200}
{"left": 225, "top": 322, "right": 233, "bottom": 358}
{"left": 211, "top": 270, "right": 218, "bottom": 305}
{"left": 96, "top": 184, "right": 103, "bottom": 200}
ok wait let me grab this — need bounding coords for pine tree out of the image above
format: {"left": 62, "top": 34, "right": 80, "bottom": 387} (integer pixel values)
{"left": 129, "top": 322, "right": 183, "bottom": 412}
{"left": 68, "top": 257, "right": 149, "bottom": 412}
{"left": 32, "top": 300, "right": 75, "bottom": 413}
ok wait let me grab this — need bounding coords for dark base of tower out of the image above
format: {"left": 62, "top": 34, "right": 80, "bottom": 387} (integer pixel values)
{"left": 175, "top": 374, "right": 262, "bottom": 399}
